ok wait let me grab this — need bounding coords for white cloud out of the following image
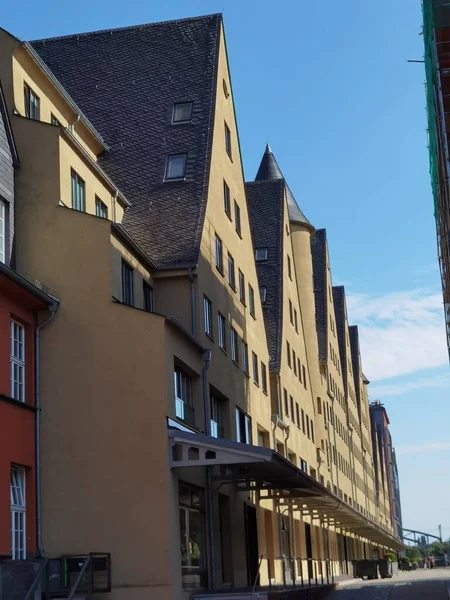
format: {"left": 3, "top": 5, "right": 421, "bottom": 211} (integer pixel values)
{"left": 396, "top": 442, "right": 450, "bottom": 456}
{"left": 370, "top": 372, "right": 450, "bottom": 398}
{"left": 346, "top": 289, "right": 447, "bottom": 381}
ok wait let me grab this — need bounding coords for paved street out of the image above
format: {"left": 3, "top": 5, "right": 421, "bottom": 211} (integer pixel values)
{"left": 329, "top": 568, "right": 450, "bottom": 599}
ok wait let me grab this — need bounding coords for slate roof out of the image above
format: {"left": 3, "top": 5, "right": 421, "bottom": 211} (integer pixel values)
{"left": 246, "top": 178, "right": 285, "bottom": 371}
{"left": 349, "top": 325, "right": 362, "bottom": 418}
{"left": 332, "top": 285, "right": 348, "bottom": 397}
{"left": 255, "top": 144, "right": 313, "bottom": 230}
{"left": 311, "top": 228, "right": 328, "bottom": 363}
{"left": 30, "top": 14, "right": 222, "bottom": 268}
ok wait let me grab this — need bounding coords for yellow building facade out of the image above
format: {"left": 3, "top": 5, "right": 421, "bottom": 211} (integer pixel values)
{"left": 0, "top": 14, "right": 402, "bottom": 600}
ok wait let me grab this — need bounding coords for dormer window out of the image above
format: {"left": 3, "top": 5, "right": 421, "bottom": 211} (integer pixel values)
{"left": 259, "top": 286, "right": 267, "bottom": 303}
{"left": 165, "top": 154, "right": 187, "bottom": 180}
{"left": 255, "top": 248, "right": 268, "bottom": 261}
{"left": 172, "top": 102, "right": 193, "bottom": 124}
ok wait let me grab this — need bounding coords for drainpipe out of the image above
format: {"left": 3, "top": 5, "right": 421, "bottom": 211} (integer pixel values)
{"left": 188, "top": 267, "right": 197, "bottom": 336}
{"left": 36, "top": 300, "right": 59, "bottom": 557}
{"left": 69, "top": 114, "right": 80, "bottom": 132}
{"left": 284, "top": 425, "right": 291, "bottom": 459}
{"left": 112, "top": 190, "right": 118, "bottom": 223}
{"left": 201, "top": 350, "right": 216, "bottom": 590}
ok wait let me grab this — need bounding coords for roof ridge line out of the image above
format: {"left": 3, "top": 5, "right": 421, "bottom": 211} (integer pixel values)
{"left": 30, "top": 13, "right": 222, "bottom": 44}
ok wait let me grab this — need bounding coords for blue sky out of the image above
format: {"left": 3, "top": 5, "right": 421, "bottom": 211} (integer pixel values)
{"left": 4, "top": 1, "right": 448, "bottom": 538}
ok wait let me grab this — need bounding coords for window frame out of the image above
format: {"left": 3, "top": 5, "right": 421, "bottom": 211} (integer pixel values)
{"left": 10, "top": 320, "right": 25, "bottom": 402}
{"left": 203, "top": 296, "right": 213, "bottom": 338}
{"left": 71, "top": 169, "right": 86, "bottom": 212}
{"left": 252, "top": 351, "right": 259, "bottom": 386}
{"left": 143, "top": 281, "right": 154, "bottom": 313}
{"left": 228, "top": 253, "right": 236, "bottom": 290}
{"left": 224, "top": 121, "right": 232, "bottom": 159}
{"left": 210, "top": 395, "right": 223, "bottom": 438}
{"left": 10, "top": 465, "right": 26, "bottom": 560}
{"left": 218, "top": 313, "right": 226, "bottom": 352}
{"left": 215, "top": 234, "right": 224, "bottom": 274}
{"left": 241, "top": 340, "right": 249, "bottom": 375}
{"left": 231, "top": 327, "right": 239, "bottom": 365}
{"left": 164, "top": 153, "right": 187, "bottom": 181}
{"left": 50, "top": 113, "right": 61, "bottom": 126}
{"left": 261, "top": 362, "right": 268, "bottom": 394}
{"left": 172, "top": 101, "right": 193, "bottom": 124}
{"left": 121, "top": 259, "right": 134, "bottom": 306}
{"left": 223, "top": 180, "right": 231, "bottom": 219}
{"left": 235, "top": 408, "right": 251, "bottom": 444}
{"left": 24, "top": 83, "right": 40, "bottom": 120}
{"left": 174, "top": 366, "right": 194, "bottom": 425}
{"left": 95, "top": 196, "right": 108, "bottom": 219}
{"left": 255, "top": 248, "right": 268, "bottom": 261}
{"left": 234, "top": 201, "right": 241, "bottom": 237}
{"left": 238, "top": 270, "right": 246, "bottom": 305}
{"left": 283, "top": 388, "right": 289, "bottom": 417}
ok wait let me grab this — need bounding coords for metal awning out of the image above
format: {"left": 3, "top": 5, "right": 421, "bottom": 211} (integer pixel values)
{"left": 168, "top": 429, "right": 404, "bottom": 551}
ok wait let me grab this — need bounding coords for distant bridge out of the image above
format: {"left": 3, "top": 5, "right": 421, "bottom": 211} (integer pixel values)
{"left": 402, "top": 527, "right": 442, "bottom": 546}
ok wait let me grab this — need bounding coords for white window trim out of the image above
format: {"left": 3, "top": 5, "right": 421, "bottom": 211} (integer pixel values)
{"left": 10, "top": 320, "right": 25, "bottom": 402}
{"left": 11, "top": 465, "right": 26, "bottom": 560}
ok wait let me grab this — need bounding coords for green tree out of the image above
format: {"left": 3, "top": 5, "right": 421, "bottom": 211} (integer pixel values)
{"left": 405, "top": 547, "right": 422, "bottom": 563}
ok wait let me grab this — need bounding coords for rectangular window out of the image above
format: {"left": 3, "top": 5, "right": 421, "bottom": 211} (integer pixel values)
{"left": 231, "top": 327, "right": 239, "bottom": 364}
{"left": 298, "top": 358, "right": 302, "bottom": 382}
{"left": 252, "top": 352, "right": 259, "bottom": 385}
{"left": 259, "top": 286, "right": 267, "bottom": 304}
{"left": 241, "top": 340, "right": 249, "bottom": 375}
{"left": 249, "top": 284, "right": 255, "bottom": 318}
{"left": 283, "top": 388, "right": 289, "bottom": 417}
{"left": 215, "top": 234, "right": 223, "bottom": 274}
{"left": 287, "top": 255, "right": 292, "bottom": 280}
{"left": 71, "top": 170, "right": 85, "bottom": 212}
{"left": 293, "top": 351, "right": 297, "bottom": 376}
{"left": 210, "top": 395, "right": 223, "bottom": 438}
{"left": 143, "top": 281, "right": 154, "bottom": 313}
{"left": 290, "top": 395, "right": 294, "bottom": 420}
{"left": 172, "top": 101, "right": 193, "bottom": 123}
{"left": 174, "top": 366, "right": 194, "bottom": 425}
{"left": 295, "top": 402, "right": 300, "bottom": 427}
{"left": 311, "top": 422, "right": 315, "bottom": 443}
{"left": 300, "top": 459, "right": 308, "bottom": 473}
{"left": 228, "top": 253, "right": 236, "bottom": 290}
{"left": 0, "top": 199, "right": 5, "bottom": 264}
{"left": 10, "top": 321, "right": 25, "bottom": 402}
{"left": 95, "top": 196, "right": 108, "bottom": 219}
{"left": 286, "top": 341, "right": 291, "bottom": 368}
{"left": 294, "top": 309, "right": 298, "bottom": 333}
{"left": 239, "top": 270, "right": 246, "bottom": 305}
{"left": 165, "top": 154, "right": 187, "bottom": 180}
{"left": 224, "top": 181, "right": 231, "bottom": 219}
{"left": 218, "top": 313, "right": 226, "bottom": 351}
{"left": 24, "top": 83, "right": 40, "bottom": 120}
{"left": 236, "top": 408, "right": 251, "bottom": 444}
{"left": 50, "top": 113, "right": 60, "bottom": 126}
{"left": 225, "top": 121, "right": 232, "bottom": 158}
{"left": 301, "top": 409, "right": 306, "bottom": 433}
{"left": 289, "top": 299, "right": 293, "bottom": 324}
{"left": 10, "top": 466, "right": 26, "bottom": 560}
{"left": 261, "top": 362, "right": 267, "bottom": 394}
{"left": 258, "top": 430, "right": 265, "bottom": 447}
{"left": 203, "top": 296, "right": 213, "bottom": 337}
{"left": 306, "top": 416, "right": 311, "bottom": 439}
{"left": 121, "top": 260, "right": 134, "bottom": 306}
{"left": 179, "top": 482, "right": 205, "bottom": 589}
{"left": 303, "top": 365, "right": 307, "bottom": 388}
{"left": 255, "top": 248, "right": 268, "bottom": 261}
{"left": 234, "top": 201, "right": 241, "bottom": 237}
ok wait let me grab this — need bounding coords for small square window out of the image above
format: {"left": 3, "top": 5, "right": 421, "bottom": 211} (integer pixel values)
{"left": 165, "top": 154, "right": 187, "bottom": 180}
{"left": 172, "top": 102, "right": 193, "bottom": 123}
{"left": 225, "top": 122, "right": 232, "bottom": 159}
{"left": 234, "top": 201, "right": 241, "bottom": 237}
{"left": 255, "top": 248, "right": 268, "bottom": 261}
{"left": 95, "top": 196, "right": 108, "bottom": 219}
{"left": 224, "top": 181, "right": 231, "bottom": 219}
{"left": 260, "top": 286, "right": 267, "bottom": 304}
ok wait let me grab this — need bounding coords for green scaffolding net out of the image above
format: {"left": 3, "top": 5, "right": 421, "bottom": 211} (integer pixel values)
{"left": 422, "top": 0, "right": 439, "bottom": 219}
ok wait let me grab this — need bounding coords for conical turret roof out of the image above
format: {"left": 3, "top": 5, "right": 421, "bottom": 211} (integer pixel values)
{"left": 254, "top": 145, "right": 313, "bottom": 230}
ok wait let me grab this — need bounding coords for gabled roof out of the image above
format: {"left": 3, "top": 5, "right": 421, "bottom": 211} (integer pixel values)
{"left": 0, "top": 80, "right": 19, "bottom": 167}
{"left": 31, "top": 14, "right": 222, "bottom": 269}
{"left": 254, "top": 144, "right": 313, "bottom": 230}
{"left": 349, "top": 325, "right": 362, "bottom": 417}
{"left": 311, "top": 228, "right": 328, "bottom": 362}
{"left": 246, "top": 178, "right": 285, "bottom": 371}
{"left": 332, "top": 285, "right": 348, "bottom": 396}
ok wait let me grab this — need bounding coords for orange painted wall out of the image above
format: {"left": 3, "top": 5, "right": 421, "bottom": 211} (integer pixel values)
{"left": 0, "top": 284, "right": 39, "bottom": 557}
